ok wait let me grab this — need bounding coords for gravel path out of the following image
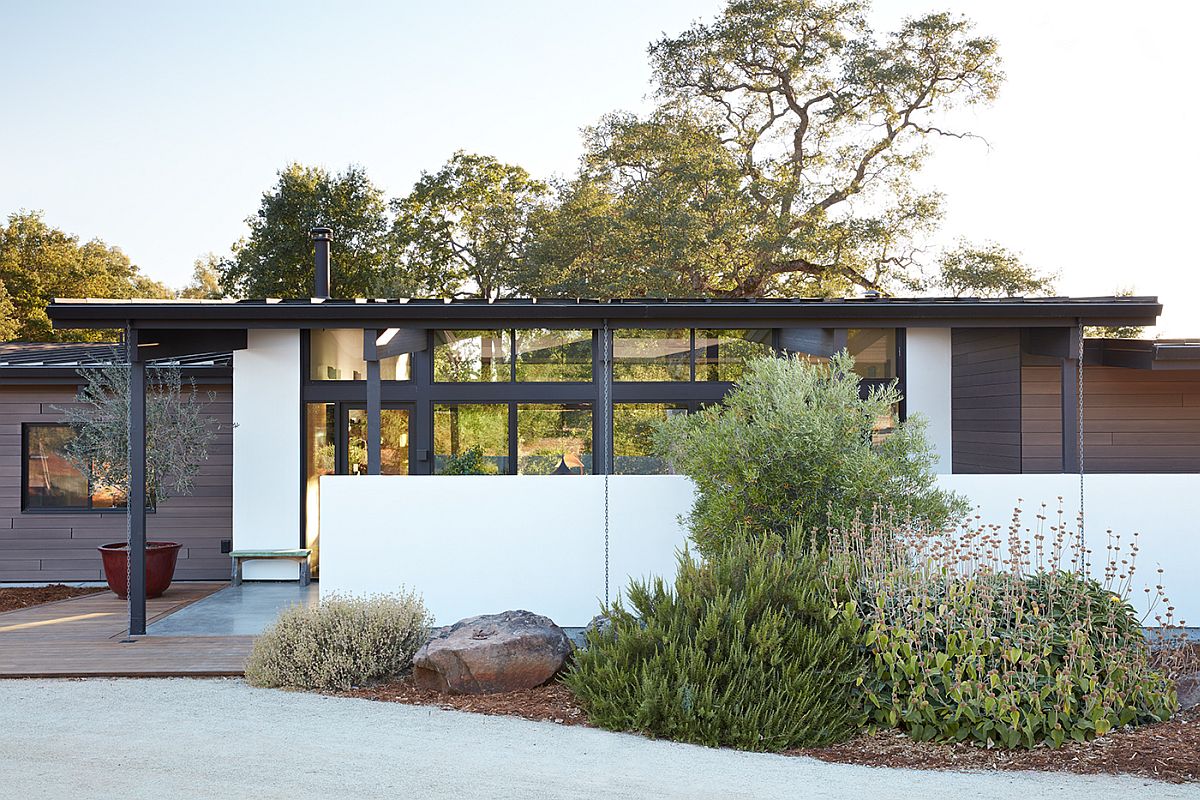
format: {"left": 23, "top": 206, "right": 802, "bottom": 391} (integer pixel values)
{"left": 0, "top": 678, "right": 1194, "bottom": 800}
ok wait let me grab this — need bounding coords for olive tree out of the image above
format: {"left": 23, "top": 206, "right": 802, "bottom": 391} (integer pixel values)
{"left": 56, "top": 358, "right": 218, "bottom": 505}
{"left": 654, "top": 352, "right": 964, "bottom": 553}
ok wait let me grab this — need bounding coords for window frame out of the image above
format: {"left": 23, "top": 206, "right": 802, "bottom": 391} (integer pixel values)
{"left": 20, "top": 422, "right": 143, "bottom": 515}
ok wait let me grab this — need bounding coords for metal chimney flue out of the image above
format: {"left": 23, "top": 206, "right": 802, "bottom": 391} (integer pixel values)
{"left": 311, "top": 226, "right": 332, "bottom": 299}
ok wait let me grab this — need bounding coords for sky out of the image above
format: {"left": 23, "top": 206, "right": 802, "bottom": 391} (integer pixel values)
{"left": 2, "top": 0, "right": 1197, "bottom": 335}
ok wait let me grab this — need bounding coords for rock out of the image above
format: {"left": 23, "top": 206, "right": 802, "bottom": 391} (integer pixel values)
{"left": 413, "top": 610, "right": 573, "bottom": 694}
{"left": 1178, "top": 674, "right": 1200, "bottom": 711}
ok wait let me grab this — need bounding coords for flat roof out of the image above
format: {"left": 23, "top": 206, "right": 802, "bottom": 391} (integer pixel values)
{"left": 46, "top": 295, "right": 1164, "bottom": 330}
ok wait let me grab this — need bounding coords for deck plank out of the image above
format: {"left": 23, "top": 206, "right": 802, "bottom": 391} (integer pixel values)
{"left": 0, "top": 582, "right": 252, "bottom": 677}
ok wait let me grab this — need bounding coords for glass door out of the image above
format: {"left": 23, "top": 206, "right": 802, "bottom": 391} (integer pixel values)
{"left": 345, "top": 405, "right": 412, "bottom": 475}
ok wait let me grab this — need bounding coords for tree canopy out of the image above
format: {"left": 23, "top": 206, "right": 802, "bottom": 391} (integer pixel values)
{"left": 392, "top": 151, "right": 547, "bottom": 299}
{"left": 217, "top": 164, "right": 393, "bottom": 299}
{"left": 0, "top": 211, "right": 171, "bottom": 342}
{"left": 525, "top": 1, "right": 1004, "bottom": 297}
{"left": 936, "top": 241, "right": 1056, "bottom": 298}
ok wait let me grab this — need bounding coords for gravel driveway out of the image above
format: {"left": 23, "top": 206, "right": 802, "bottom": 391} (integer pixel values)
{"left": 0, "top": 678, "right": 1194, "bottom": 800}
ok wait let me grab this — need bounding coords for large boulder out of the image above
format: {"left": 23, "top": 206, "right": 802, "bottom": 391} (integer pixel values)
{"left": 413, "top": 610, "right": 573, "bottom": 694}
{"left": 1178, "top": 673, "right": 1200, "bottom": 711}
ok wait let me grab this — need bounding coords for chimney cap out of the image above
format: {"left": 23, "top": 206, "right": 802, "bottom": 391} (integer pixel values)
{"left": 310, "top": 226, "right": 333, "bottom": 241}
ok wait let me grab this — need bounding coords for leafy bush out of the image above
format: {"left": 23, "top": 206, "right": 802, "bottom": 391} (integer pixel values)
{"left": 654, "top": 352, "right": 964, "bottom": 554}
{"left": 246, "top": 591, "right": 432, "bottom": 691}
{"left": 441, "top": 446, "right": 498, "bottom": 475}
{"left": 565, "top": 529, "right": 865, "bottom": 751}
{"left": 828, "top": 509, "right": 1180, "bottom": 748}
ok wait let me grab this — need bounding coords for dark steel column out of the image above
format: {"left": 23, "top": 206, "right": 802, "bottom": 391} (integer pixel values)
{"left": 364, "top": 329, "right": 381, "bottom": 475}
{"left": 127, "top": 327, "right": 148, "bottom": 636}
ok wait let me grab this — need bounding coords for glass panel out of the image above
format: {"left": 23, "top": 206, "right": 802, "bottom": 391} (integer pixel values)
{"left": 90, "top": 484, "right": 127, "bottom": 509}
{"left": 24, "top": 425, "right": 88, "bottom": 509}
{"left": 517, "top": 404, "right": 593, "bottom": 475}
{"left": 613, "top": 404, "right": 688, "bottom": 475}
{"left": 347, "top": 408, "right": 410, "bottom": 475}
{"left": 694, "top": 329, "right": 772, "bottom": 382}
{"left": 434, "top": 330, "right": 511, "bottom": 382}
{"left": 310, "top": 328, "right": 409, "bottom": 381}
{"left": 515, "top": 329, "right": 592, "bottom": 382}
{"left": 847, "top": 329, "right": 896, "bottom": 378}
{"left": 613, "top": 329, "right": 690, "bottom": 381}
{"left": 304, "top": 403, "right": 335, "bottom": 560}
{"left": 434, "top": 404, "right": 509, "bottom": 474}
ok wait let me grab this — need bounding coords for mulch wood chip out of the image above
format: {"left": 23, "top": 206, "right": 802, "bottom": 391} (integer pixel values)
{"left": 0, "top": 584, "right": 105, "bottom": 614}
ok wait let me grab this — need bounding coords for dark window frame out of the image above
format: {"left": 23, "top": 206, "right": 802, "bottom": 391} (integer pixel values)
{"left": 20, "top": 422, "right": 150, "bottom": 514}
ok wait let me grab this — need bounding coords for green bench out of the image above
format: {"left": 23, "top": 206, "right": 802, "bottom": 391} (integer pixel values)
{"left": 230, "top": 549, "right": 312, "bottom": 586}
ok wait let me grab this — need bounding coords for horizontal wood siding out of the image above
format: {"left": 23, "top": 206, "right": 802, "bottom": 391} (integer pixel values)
{"left": 1081, "top": 366, "right": 1200, "bottom": 473}
{"left": 0, "top": 384, "right": 232, "bottom": 581}
{"left": 952, "top": 329, "right": 1022, "bottom": 473}
{"left": 1021, "top": 365, "right": 1063, "bottom": 473}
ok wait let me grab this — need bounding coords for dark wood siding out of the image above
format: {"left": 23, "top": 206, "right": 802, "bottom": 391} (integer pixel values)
{"left": 951, "top": 329, "right": 1022, "bottom": 473}
{"left": 0, "top": 384, "right": 232, "bottom": 582}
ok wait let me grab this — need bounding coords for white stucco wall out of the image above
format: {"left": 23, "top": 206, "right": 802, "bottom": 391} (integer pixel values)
{"left": 232, "top": 329, "right": 301, "bottom": 580}
{"left": 904, "top": 327, "right": 953, "bottom": 473}
{"left": 318, "top": 475, "right": 695, "bottom": 626}
{"left": 318, "top": 473, "right": 1198, "bottom": 626}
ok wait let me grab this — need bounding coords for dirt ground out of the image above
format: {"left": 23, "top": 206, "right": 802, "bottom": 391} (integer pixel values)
{"left": 338, "top": 677, "right": 1199, "bottom": 784}
{"left": 0, "top": 584, "right": 104, "bottom": 614}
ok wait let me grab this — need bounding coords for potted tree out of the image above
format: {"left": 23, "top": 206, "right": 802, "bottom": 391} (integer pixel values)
{"left": 57, "top": 355, "right": 218, "bottom": 599}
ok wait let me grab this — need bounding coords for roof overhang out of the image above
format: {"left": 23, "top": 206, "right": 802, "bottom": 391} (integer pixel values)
{"left": 1085, "top": 338, "right": 1200, "bottom": 370}
{"left": 46, "top": 296, "right": 1164, "bottom": 331}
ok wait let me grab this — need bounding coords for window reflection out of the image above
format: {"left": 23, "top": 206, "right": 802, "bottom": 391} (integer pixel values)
{"left": 434, "top": 404, "right": 509, "bottom": 474}
{"left": 613, "top": 329, "right": 690, "bottom": 381}
{"left": 310, "top": 329, "right": 408, "bottom": 381}
{"left": 434, "top": 330, "right": 511, "bottom": 382}
{"left": 515, "top": 329, "right": 592, "bottom": 382}
{"left": 694, "top": 329, "right": 772, "bottom": 382}
{"left": 613, "top": 404, "right": 687, "bottom": 474}
{"left": 517, "top": 404, "right": 593, "bottom": 474}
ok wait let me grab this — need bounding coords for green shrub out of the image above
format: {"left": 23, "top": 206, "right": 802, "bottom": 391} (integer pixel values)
{"left": 246, "top": 591, "right": 432, "bottom": 691}
{"left": 653, "top": 352, "right": 964, "bottom": 554}
{"left": 565, "top": 529, "right": 865, "bottom": 751}
{"left": 441, "top": 446, "right": 498, "bottom": 475}
{"left": 829, "top": 511, "right": 1178, "bottom": 748}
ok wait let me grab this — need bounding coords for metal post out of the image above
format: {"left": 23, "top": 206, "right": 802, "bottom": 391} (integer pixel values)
{"left": 364, "top": 329, "right": 381, "bottom": 475}
{"left": 127, "top": 327, "right": 148, "bottom": 636}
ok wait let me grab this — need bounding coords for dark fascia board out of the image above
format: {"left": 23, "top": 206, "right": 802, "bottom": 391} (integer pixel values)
{"left": 46, "top": 296, "right": 1164, "bottom": 330}
{"left": 0, "top": 367, "right": 232, "bottom": 384}
{"left": 1085, "top": 338, "right": 1200, "bottom": 371}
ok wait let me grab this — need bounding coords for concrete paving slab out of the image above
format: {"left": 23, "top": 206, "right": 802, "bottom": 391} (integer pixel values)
{"left": 146, "top": 582, "right": 317, "bottom": 636}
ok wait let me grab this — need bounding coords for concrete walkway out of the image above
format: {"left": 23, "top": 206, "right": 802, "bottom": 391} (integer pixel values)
{"left": 0, "top": 679, "right": 1194, "bottom": 800}
{"left": 147, "top": 582, "right": 318, "bottom": 636}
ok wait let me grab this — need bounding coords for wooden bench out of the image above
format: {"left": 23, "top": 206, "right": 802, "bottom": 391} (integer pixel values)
{"left": 230, "top": 549, "right": 312, "bottom": 586}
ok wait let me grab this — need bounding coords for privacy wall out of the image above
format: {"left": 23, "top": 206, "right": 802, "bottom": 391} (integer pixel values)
{"left": 318, "top": 473, "right": 1199, "bottom": 627}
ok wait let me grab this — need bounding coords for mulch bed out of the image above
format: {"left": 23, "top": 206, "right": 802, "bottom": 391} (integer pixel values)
{"left": 792, "top": 708, "right": 1200, "bottom": 784}
{"left": 338, "top": 676, "right": 1198, "bottom": 783}
{"left": 0, "top": 584, "right": 105, "bottom": 614}
{"left": 335, "top": 676, "right": 588, "bottom": 726}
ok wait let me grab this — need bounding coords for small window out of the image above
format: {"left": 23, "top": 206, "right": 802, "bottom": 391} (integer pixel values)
{"left": 694, "top": 329, "right": 773, "bottom": 382}
{"left": 434, "top": 404, "right": 509, "bottom": 474}
{"left": 613, "top": 404, "right": 688, "bottom": 474}
{"left": 515, "top": 329, "right": 592, "bottom": 382}
{"left": 847, "top": 329, "right": 896, "bottom": 378}
{"left": 310, "top": 328, "right": 409, "bottom": 381}
{"left": 517, "top": 403, "right": 593, "bottom": 474}
{"left": 23, "top": 423, "right": 127, "bottom": 511}
{"left": 613, "top": 329, "right": 691, "bottom": 381}
{"left": 434, "top": 330, "right": 511, "bottom": 382}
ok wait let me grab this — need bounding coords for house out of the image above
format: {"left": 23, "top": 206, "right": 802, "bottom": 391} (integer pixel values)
{"left": 3, "top": 239, "right": 1197, "bottom": 626}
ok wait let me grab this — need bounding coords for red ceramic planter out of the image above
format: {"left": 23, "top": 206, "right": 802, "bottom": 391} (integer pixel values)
{"left": 98, "top": 542, "right": 182, "bottom": 599}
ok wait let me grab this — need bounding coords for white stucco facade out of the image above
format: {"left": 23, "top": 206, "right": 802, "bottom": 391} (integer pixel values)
{"left": 903, "top": 327, "right": 953, "bottom": 473}
{"left": 318, "top": 473, "right": 1198, "bottom": 626}
{"left": 232, "top": 329, "right": 301, "bottom": 579}
{"left": 318, "top": 475, "right": 695, "bottom": 626}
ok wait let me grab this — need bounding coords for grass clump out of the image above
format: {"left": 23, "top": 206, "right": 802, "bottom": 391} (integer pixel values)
{"left": 566, "top": 528, "right": 864, "bottom": 751}
{"left": 246, "top": 590, "right": 432, "bottom": 691}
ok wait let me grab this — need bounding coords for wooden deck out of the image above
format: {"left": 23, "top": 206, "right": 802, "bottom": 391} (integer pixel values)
{"left": 0, "top": 582, "right": 253, "bottom": 677}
